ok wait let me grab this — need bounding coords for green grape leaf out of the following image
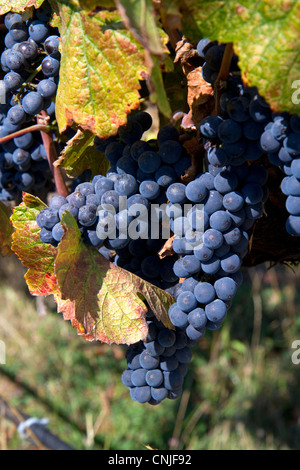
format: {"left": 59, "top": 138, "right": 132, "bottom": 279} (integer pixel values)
{"left": 0, "top": 0, "right": 44, "bottom": 14}
{"left": 55, "top": 129, "right": 110, "bottom": 178}
{"left": 53, "top": 1, "right": 148, "bottom": 138}
{"left": 10, "top": 193, "right": 59, "bottom": 296}
{"left": 148, "top": 53, "right": 172, "bottom": 117}
{"left": 115, "top": 0, "right": 172, "bottom": 116}
{"left": 0, "top": 202, "right": 13, "bottom": 257}
{"left": 115, "top": 0, "right": 166, "bottom": 57}
{"left": 55, "top": 211, "right": 175, "bottom": 345}
{"left": 179, "top": 0, "right": 300, "bottom": 115}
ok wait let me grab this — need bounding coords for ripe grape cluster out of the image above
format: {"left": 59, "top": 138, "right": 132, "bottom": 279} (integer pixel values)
{"left": 260, "top": 114, "right": 300, "bottom": 236}
{"left": 0, "top": 130, "right": 53, "bottom": 201}
{"left": 163, "top": 161, "right": 268, "bottom": 330}
{"left": 198, "top": 40, "right": 300, "bottom": 238}
{"left": 35, "top": 100, "right": 269, "bottom": 405}
{"left": 121, "top": 309, "right": 193, "bottom": 405}
{"left": 35, "top": 110, "right": 197, "bottom": 404}
{"left": 120, "top": 50, "right": 272, "bottom": 404}
{"left": 34, "top": 34, "right": 300, "bottom": 405}
{"left": 36, "top": 111, "right": 191, "bottom": 290}
{"left": 0, "top": 3, "right": 59, "bottom": 200}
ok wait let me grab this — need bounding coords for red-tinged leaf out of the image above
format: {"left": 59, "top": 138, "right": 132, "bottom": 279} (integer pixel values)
{"left": 0, "top": 0, "right": 44, "bottom": 15}
{"left": 0, "top": 201, "right": 13, "bottom": 257}
{"left": 55, "top": 295, "right": 99, "bottom": 342}
{"left": 10, "top": 193, "right": 59, "bottom": 297}
{"left": 55, "top": 211, "right": 174, "bottom": 345}
{"left": 8, "top": 194, "right": 96, "bottom": 338}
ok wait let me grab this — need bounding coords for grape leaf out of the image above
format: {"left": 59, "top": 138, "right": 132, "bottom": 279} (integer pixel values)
{"left": 55, "top": 296, "right": 97, "bottom": 341}
{"left": 0, "top": 0, "right": 44, "bottom": 14}
{"left": 55, "top": 129, "right": 110, "bottom": 178}
{"left": 8, "top": 194, "right": 106, "bottom": 342}
{"left": 53, "top": 1, "right": 148, "bottom": 138}
{"left": 148, "top": 53, "right": 172, "bottom": 118}
{"left": 68, "top": 0, "right": 116, "bottom": 10}
{"left": 115, "top": 0, "right": 172, "bottom": 116}
{"left": 0, "top": 202, "right": 13, "bottom": 257}
{"left": 10, "top": 193, "right": 59, "bottom": 296}
{"left": 8, "top": 193, "right": 106, "bottom": 341}
{"left": 115, "top": 0, "right": 166, "bottom": 57}
{"left": 179, "top": 0, "right": 300, "bottom": 115}
{"left": 55, "top": 211, "right": 175, "bottom": 345}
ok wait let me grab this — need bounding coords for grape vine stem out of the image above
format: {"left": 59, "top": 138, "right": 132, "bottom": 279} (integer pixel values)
{"left": 0, "top": 124, "right": 50, "bottom": 145}
{"left": 37, "top": 111, "right": 70, "bottom": 198}
{"left": 214, "top": 42, "right": 234, "bottom": 115}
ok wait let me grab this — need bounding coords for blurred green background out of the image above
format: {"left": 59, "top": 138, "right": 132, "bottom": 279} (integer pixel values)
{"left": 0, "top": 253, "right": 299, "bottom": 450}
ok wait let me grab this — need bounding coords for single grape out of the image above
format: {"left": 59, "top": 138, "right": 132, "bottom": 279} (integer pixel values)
{"left": 131, "top": 369, "right": 147, "bottom": 387}
{"left": 37, "top": 207, "right": 59, "bottom": 230}
{"left": 44, "top": 35, "right": 60, "bottom": 58}
{"left": 214, "top": 277, "right": 237, "bottom": 301}
{"left": 78, "top": 204, "right": 98, "bottom": 227}
{"left": 176, "top": 291, "right": 198, "bottom": 313}
{"left": 28, "top": 19, "right": 50, "bottom": 43}
{"left": 205, "top": 299, "right": 227, "bottom": 323}
{"left": 185, "top": 179, "right": 208, "bottom": 203}
{"left": 52, "top": 222, "right": 64, "bottom": 242}
{"left": 194, "top": 282, "right": 216, "bottom": 304}
{"left": 138, "top": 151, "right": 161, "bottom": 174}
{"left": 166, "top": 183, "right": 186, "bottom": 204}
{"left": 217, "top": 119, "right": 243, "bottom": 143}
{"left": 5, "top": 50, "right": 26, "bottom": 71}
{"left": 7, "top": 105, "right": 26, "bottom": 125}
{"left": 188, "top": 307, "right": 207, "bottom": 329}
{"left": 41, "top": 56, "right": 60, "bottom": 77}
{"left": 158, "top": 140, "right": 182, "bottom": 164}
{"left": 145, "top": 369, "right": 163, "bottom": 387}
{"left": 37, "top": 78, "right": 57, "bottom": 98}
{"left": 22, "top": 91, "right": 44, "bottom": 115}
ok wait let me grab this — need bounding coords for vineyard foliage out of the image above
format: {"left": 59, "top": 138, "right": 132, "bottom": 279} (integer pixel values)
{"left": 0, "top": 0, "right": 299, "bottom": 406}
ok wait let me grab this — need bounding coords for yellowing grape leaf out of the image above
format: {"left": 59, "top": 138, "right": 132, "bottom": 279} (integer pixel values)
{"left": 8, "top": 193, "right": 100, "bottom": 340}
{"left": 10, "top": 193, "right": 59, "bottom": 296}
{"left": 55, "top": 129, "right": 110, "bottom": 178}
{"left": 9, "top": 195, "right": 91, "bottom": 340}
{"left": 179, "top": 0, "right": 300, "bottom": 115}
{"left": 54, "top": 1, "right": 148, "bottom": 138}
{"left": 0, "top": 202, "right": 13, "bottom": 257}
{"left": 0, "top": 0, "right": 44, "bottom": 14}
{"left": 55, "top": 211, "right": 175, "bottom": 345}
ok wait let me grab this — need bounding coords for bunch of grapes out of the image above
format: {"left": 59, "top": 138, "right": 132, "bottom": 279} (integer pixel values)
{"left": 36, "top": 104, "right": 268, "bottom": 404}
{"left": 0, "top": 3, "right": 60, "bottom": 201}
{"left": 35, "top": 110, "right": 190, "bottom": 244}
{"left": 198, "top": 39, "right": 300, "bottom": 237}
{"left": 114, "top": 44, "right": 286, "bottom": 403}
{"left": 121, "top": 310, "right": 194, "bottom": 404}
{"left": 34, "top": 35, "right": 300, "bottom": 405}
{"left": 260, "top": 114, "right": 300, "bottom": 236}
{"left": 35, "top": 110, "right": 197, "bottom": 404}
